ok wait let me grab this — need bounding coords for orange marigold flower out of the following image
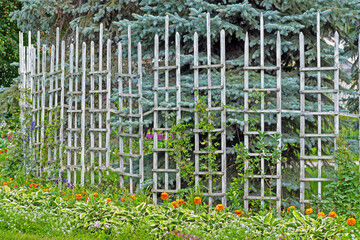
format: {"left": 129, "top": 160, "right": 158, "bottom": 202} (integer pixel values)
{"left": 347, "top": 218, "right": 356, "bottom": 226}
{"left": 122, "top": 197, "right": 126, "bottom": 202}
{"left": 306, "top": 208, "right": 313, "bottom": 214}
{"left": 287, "top": 206, "right": 296, "bottom": 212}
{"left": 46, "top": 189, "right": 50, "bottom": 192}
{"left": 178, "top": 199, "right": 185, "bottom": 206}
{"left": 193, "top": 197, "right": 201, "bottom": 205}
{"left": 75, "top": 194, "right": 82, "bottom": 200}
{"left": 60, "top": 190, "right": 64, "bottom": 194}
{"left": 130, "top": 195, "right": 136, "bottom": 200}
{"left": 14, "top": 185, "right": 18, "bottom": 188}
{"left": 85, "top": 197, "right": 89, "bottom": 201}
{"left": 3, "top": 182, "right": 7, "bottom": 186}
{"left": 161, "top": 192, "right": 169, "bottom": 200}
{"left": 317, "top": 212, "right": 325, "bottom": 218}
{"left": 329, "top": 211, "right": 337, "bottom": 218}
{"left": 81, "top": 190, "right": 86, "bottom": 195}
{"left": 29, "top": 183, "right": 37, "bottom": 188}
{"left": 235, "top": 210, "right": 243, "bottom": 216}
{"left": 171, "top": 201, "right": 178, "bottom": 208}
{"left": 215, "top": 204, "right": 224, "bottom": 211}
{"left": 29, "top": 179, "right": 33, "bottom": 182}
{"left": 9, "top": 178, "right": 13, "bottom": 180}
{"left": 105, "top": 198, "right": 111, "bottom": 203}
{"left": 42, "top": 189, "right": 47, "bottom": 192}
{"left": 93, "top": 192, "right": 98, "bottom": 197}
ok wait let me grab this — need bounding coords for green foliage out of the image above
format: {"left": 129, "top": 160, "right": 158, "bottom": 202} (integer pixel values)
{"left": 0, "top": 183, "right": 358, "bottom": 240}
{"left": 228, "top": 131, "right": 285, "bottom": 211}
{"left": 0, "top": 0, "right": 21, "bottom": 87}
{"left": 322, "top": 135, "right": 360, "bottom": 216}
{"left": 286, "top": 210, "right": 345, "bottom": 239}
{"left": 163, "top": 111, "right": 194, "bottom": 184}
{"left": 195, "top": 94, "right": 221, "bottom": 183}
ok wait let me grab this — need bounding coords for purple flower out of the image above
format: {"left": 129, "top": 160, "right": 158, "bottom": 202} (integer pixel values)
{"left": 158, "top": 133, "right": 163, "bottom": 140}
{"left": 30, "top": 121, "right": 36, "bottom": 132}
{"left": 48, "top": 176, "right": 52, "bottom": 180}
{"left": 146, "top": 134, "right": 153, "bottom": 139}
{"left": 62, "top": 178, "right": 67, "bottom": 183}
{"left": 170, "top": 134, "right": 174, "bottom": 139}
{"left": 54, "top": 179, "right": 58, "bottom": 184}
{"left": 94, "top": 221, "right": 100, "bottom": 228}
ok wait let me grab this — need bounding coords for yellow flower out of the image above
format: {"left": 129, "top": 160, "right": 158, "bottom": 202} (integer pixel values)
{"left": 171, "top": 201, "right": 178, "bottom": 208}
{"left": 215, "top": 204, "right": 224, "bottom": 211}
{"left": 178, "top": 199, "right": 185, "bottom": 206}
{"left": 329, "top": 211, "right": 337, "bottom": 218}
{"left": 347, "top": 218, "right": 356, "bottom": 226}
{"left": 193, "top": 197, "right": 201, "bottom": 205}
{"left": 235, "top": 210, "right": 243, "bottom": 216}
{"left": 161, "top": 192, "right": 169, "bottom": 200}
{"left": 317, "top": 212, "right": 325, "bottom": 218}
{"left": 93, "top": 192, "right": 98, "bottom": 197}
{"left": 305, "top": 208, "right": 313, "bottom": 214}
{"left": 287, "top": 206, "right": 296, "bottom": 212}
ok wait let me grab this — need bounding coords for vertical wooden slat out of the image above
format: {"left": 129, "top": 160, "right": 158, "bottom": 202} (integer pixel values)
{"left": 193, "top": 32, "right": 199, "bottom": 193}
{"left": 19, "top": 31, "right": 24, "bottom": 149}
{"left": 260, "top": 13, "right": 265, "bottom": 207}
{"left": 36, "top": 31, "right": 40, "bottom": 175}
{"left": 90, "top": 41, "right": 95, "bottom": 185}
{"left": 316, "top": 12, "right": 322, "bottom": 201}
{"left": 138, "top": 41, "right": 144, "bottom": 185}
{"left": 98, "top": 24, "right": 103, "bottom": 183}
{"left": 244, "top": 32, "right": 249, "bottom": 212}
{"left": 37, "top": 31, "right": 40, "bottom": 75}
{"left": 67, "top": 43, "right": 74, "bottom": 182}
{"left": 206, "top": 13, "right": 213, "bottom": 208}
{"left": 36, "top": 38, "right": 40, "bottom": 176}
{"left": 30, "top": 45, "right": 35, "bottom": 171}
{"left": 220, "top": 29, "right": 226, "bottom": 206}
{"left": 334, "top": 31, "right": 339, "bottom": 168}
{"left": 40, "top": 45, "right": 46, "bottom": 177}
{"left": 81, "top": 42, "right": 86, "bottom": 185}
{"left": 299, "top": 32, "right": 305, "bottom": 211}
{"left": 128, "top": 25, "right": 133, "bottom": 194}
{"left": 60, "top": 40, "right": 65, "bottom": 171}
{"left": 74, "top": 27, "right": 79, "bottom": 185}
{"left": 164, "top": 15, "right": 169, "bottom": 192}
{"left": 118, "top": 42, "right": 124, "bottom": 188}
{"left": 175, "top": 32, "right": 181, "bottom": 194}
{"left": 106, "top": 39, "right": 111, "bottom": 171}
{"left": 276, "top": 31, "right": 282, "bottom": 214}
{"left": 153, "top": 34, "right": 159, "bottom": 204}
{"left": 48, "top": 44, "right": 55, "bottom": 170}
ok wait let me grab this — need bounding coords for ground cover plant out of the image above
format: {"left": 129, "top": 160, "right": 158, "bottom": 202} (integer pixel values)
{"left": 0, "top": 174, "right": 359, "bottom": 240}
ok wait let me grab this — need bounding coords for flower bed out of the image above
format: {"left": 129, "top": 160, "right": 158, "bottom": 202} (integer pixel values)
{"left": 0, "top": 179, "right": 359, "bottom": 239}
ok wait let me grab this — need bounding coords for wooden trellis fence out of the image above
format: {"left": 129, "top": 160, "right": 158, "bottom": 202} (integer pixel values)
{"left": 18, "top": 12, "right": 359, "bottom": 212}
